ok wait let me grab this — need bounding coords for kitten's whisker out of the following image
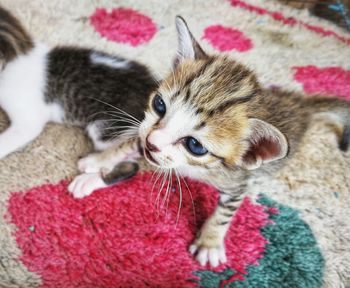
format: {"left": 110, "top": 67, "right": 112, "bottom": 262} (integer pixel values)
{"left": 101, "top": 110, "right": 141, "bottom": 123}
{"left": 109, "top": 130, "right": 138, "bottom": 142}
{"left": 88, "top": 109, "right": 140, "bottom": 119}
{"left": 117, "top": 126, "right": 139, "bottom": 132}
{"left": 109, "top": 130, "right": 139, "bottom": 137}
{"left": 102, "top": 127, "right": 139, "bottom": 134}
{"left": 174, "top": 169, "right": 183, "bottom": 226}
{"left": 162, "top": 169, "right": 173, "bottom": 211}
{"left": 162, "top": 169, "right": 172, "bottom": 210}
{"left": 109, "top": 125, "right": 139, "bottom": 133}
{"left": 165, "top": 170, "right": 173, "bottom": 212}
{"left": 166, "top": 170, "right": 173, "bottom": 213}
{"left": 155, "top": 169, "right": 169, "bottom": 216}
{"left": 180, "top": 173, "right": 196, "bottom": 225}
{"left": 87, "top": 109, "right": 141, "bottom": 125}
{"left": 103, "top": 118, "right": 140, "bottom": 127}
{"left": 150, "top": 167, "right": 160, "bottom": 183}
{"left": 88, "top": 97, "right": 141, "bottom": 123}
{"left": 89, "top": 117, "right": 139, "bottom": 126}
{"left": 109, "top": 128, "right": 138, "bottom": 137}
{"left": 89, "top": 98, "right": 141, "bottom": 123}
{"left": 86, "top": 113, "right": 141, "bottom": 127}
{"left": 150, "top": 167, "right": 162, "bottom": 200}
{"left": 102, "top": 125, "right": 139, "bottom": 131}
{"left": 156, "top": 169, "right": 168, "bottom": 213}
{"left": 97, "top": 112, "right": 141, "bottom": 126}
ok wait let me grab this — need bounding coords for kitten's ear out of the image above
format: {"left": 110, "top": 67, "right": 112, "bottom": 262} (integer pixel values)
{"left": 174, "top": 16, "right": 207, "bottom": 66}
{"left": 238, "top": 119, "right": 289, "bottom": 170}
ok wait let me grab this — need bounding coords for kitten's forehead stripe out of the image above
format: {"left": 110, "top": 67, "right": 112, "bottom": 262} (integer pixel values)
{"left": 195, "top": 56, "right": 216, "bottom": 79}
{"left": 184, "top": 57, "right": 215, "bottom": 88}
{"left": 184, "top": 88, "right": 191, "bottom": 102}
{"left": 196, "top": 107, "right": 204, "bottom": 114}
{"left": 194, "top": 121, "right": 206, "bottom": 130}
{"left": 209, "top": 93, "right": 256, "bottom": 115}
{"left": 181, "top": 58, "right": 215, "bottom": 99}
{"left": 184, "top": 71, "right": 199, "bottom": 88}
{"left": 170, "top": 90, "right": 180, "bottom": 101}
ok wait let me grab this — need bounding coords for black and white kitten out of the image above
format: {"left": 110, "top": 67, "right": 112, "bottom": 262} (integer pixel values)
{"left": 0, "top": 6, "right": 156, "bottom": 159}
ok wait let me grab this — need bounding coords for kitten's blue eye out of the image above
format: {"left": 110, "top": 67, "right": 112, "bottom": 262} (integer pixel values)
{"left": 153, "top": 94, "right": 166, "bottom": 117}
{"left": 185, "top": 137, "right": 208, "bottom": 156}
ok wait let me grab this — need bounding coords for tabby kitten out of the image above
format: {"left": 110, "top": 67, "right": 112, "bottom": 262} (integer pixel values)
{"left": 0, "top": 6, "right": 156, "bottom": 160}
{"left": 69, "top": 17, "right": 350, "bottom": 267}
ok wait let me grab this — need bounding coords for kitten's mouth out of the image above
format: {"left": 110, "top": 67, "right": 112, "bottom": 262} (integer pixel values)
{"left": 144, "top": 148, "right": 160, "bottom": 166}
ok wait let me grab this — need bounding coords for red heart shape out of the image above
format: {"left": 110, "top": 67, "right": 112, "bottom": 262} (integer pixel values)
{"left": 90, "top": 8, "right": 157, "bottom": 47}
{"left": 293, "top": 66, "right": 350, "bottom": 100}
{"left": 7, "top": 172, "right": 270, "bottom": 287}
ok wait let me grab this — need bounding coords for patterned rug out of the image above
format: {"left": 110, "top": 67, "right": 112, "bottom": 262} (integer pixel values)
{"left": 0, "top": 0, "right": 349, "bottom": 287}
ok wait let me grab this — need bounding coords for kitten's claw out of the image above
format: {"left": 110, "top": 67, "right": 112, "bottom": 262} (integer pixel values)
{"left": 189, "top": 243, "right": 227, "bottom": 267}
{"left": 68, "top": 173, "right": 107, "bottom": 198}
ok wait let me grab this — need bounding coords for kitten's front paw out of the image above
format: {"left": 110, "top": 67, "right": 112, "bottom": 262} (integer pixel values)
{"left": 68, "top": 173, "right": 107, "bottom": 199}
{"left": 189, "top": 235, "right": 227, "bottom": 267}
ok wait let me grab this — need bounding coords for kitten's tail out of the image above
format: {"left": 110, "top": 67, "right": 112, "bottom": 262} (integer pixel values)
{"left": 0, "top": 6, "right": 33, "bottom": 70}
{"left": 339, "top": 124, "right": 350, "bottom": 151}
{"left": 308, "top": 96, "right": 350, "bottom": 152}
{"left": 330, "top": 104, "right": 350, "bottom": 152}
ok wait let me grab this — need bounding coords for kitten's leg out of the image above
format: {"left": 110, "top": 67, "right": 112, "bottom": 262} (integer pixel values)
{"left": 69, "top": 138, "right": 140, "bottom": 198}
{"left": 78, "top": 138, "right": 140, "bottom": 173}
{"left": 0, "top": 121, "right": 45, "bottom": 159}
{"left": 68, "top": 172, "right": 107, "bottom": 199}
{"left": 68, "top": 162, "right": 139, "bottom": 199}
{"left": 189, "top": 192, "right": 244, "bottom": 267}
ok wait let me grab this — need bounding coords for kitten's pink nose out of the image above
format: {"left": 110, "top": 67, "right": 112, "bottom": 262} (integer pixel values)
{"left": 146, "top": 135, "right": 160, "bottom": 152}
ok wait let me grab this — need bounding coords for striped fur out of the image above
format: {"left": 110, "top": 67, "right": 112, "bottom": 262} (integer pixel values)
{"left": 0, "top": 6, "right": 33, "bottom": 69}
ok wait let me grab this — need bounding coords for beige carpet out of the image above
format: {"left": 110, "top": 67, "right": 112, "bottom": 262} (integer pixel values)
{"left": 0, "top": 0, "right": 349, "bottom": 287}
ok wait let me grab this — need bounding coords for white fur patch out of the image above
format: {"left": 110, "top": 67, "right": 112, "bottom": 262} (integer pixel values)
{"left": 68, "top": 172, "right": 107, "bottom": 198}
{"left": 189, "top": 243, "right": 227, "bottom": 267}
{"left": 86, "top": 121, "right": 117, "bottom": 150}
{"left": 0, "top": 43, "right": 65, "bottom": 159}
{"left": 90, "top": 52, "right": 130, "bottom": 69}
{"left": 142, "top": 92, "right": 199, "bottom": 145}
